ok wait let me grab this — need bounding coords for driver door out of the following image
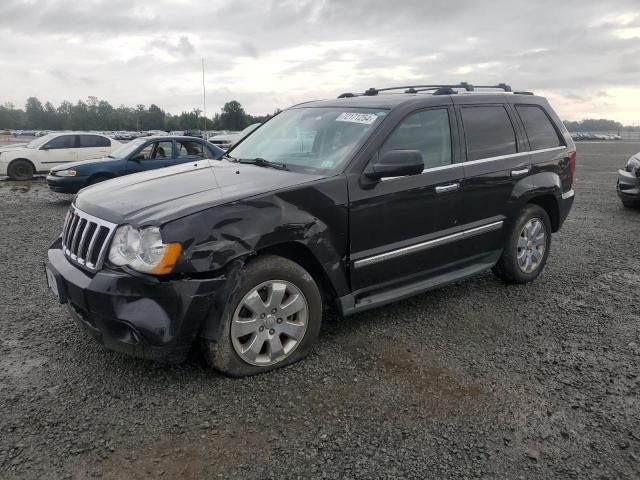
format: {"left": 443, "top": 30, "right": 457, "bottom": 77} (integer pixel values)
{"left": 348, "top": 107, "right": 465, "bottom": 293}
{"left": 126, "top": 140, "right": 175, "bottom": 174}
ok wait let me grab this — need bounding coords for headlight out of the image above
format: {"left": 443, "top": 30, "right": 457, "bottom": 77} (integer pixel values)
{"left": 108, "top": 225, "right": 182, "bottom": 275}
{"left": 55, "top": 169, "right": 77, "bottom": 177}
{"left": 626, "top": 156, "right": 640, "bottom": 176}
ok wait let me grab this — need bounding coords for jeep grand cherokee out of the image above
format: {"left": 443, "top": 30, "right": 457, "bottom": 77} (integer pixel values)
{"left": 45, "top": 83, "right": 576, "bottom": 377}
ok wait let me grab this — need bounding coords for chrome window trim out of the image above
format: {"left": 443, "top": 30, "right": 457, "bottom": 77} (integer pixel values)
{"left": 380, "top": 146, "right": 566, "bottom": 181}
{"left": 353, "top": 220, "right": 504, "bottom": 268}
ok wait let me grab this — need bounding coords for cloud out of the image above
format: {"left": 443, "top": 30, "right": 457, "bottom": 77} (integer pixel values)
{"left": 0, "top": 0, "right": 639, "bottom": 123}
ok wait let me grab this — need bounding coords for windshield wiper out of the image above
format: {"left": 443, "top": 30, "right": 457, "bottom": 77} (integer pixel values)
{"left": 238, "top": 157, "right": 288, "bottom": 170}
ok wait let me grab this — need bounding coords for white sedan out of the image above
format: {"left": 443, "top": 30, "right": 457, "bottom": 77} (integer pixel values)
{"left": 0, "top": 132, "right": 121, "bottom": 180}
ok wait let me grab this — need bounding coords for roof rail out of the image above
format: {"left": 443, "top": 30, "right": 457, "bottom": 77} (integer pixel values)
{"left": 337, "top": 82, "right": 526, "bottom": 98}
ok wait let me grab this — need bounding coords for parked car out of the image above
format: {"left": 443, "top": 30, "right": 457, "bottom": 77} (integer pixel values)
{"left": 210, "top": 123, "right": 261, "bottom": 149}
{"left": 617, "top": 151, "right": 640, "bottom": 208}
{"left": 0, "top": 132, "right": 121, "bottom": 180}
{"left": 46, "top": 136, "right": 224, "bottom": 194}
{"left": 183, "top": 129, "right": 204, "bottom": 139}
{"left": 45, "top": 83, "right": 575, "bottom": 377}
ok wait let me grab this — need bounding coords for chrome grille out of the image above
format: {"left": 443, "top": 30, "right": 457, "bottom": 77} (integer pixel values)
{"left": 61, "top": 207, "right": 117, "bottom": 271}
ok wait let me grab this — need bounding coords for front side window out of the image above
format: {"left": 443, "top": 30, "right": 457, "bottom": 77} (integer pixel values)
{"left": 461, "top": 106, "right": 517, "bottom": 161}
{"left": 78, "top": 135, "right": 111, "bottom": 148}
{"left": 516, "top": 105, "right": 562, "bottom": 150}
{"left": 380, "top": 108, "right": 452, "bottom": 169}
{"left": 229, "top": 107, "right": 384, "bottom": 173}
{"left": 44, "top": 135, "right": 76, "bottom": 150}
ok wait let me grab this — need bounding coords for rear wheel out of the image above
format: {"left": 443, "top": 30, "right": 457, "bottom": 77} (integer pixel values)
{"left": 492, "top": 204, "right": 552, "bottom": 284}
{"left": 7, "top": 159, "right": 35, "bottom": 181}
{"left": 202, "top": 255, "right": 323, "bottom": 377}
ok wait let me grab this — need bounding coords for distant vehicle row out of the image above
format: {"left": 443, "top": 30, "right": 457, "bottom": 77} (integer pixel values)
{"left": 0, "top": 131, "right": 227, "bottom": 182}
{"left": 570, "top": 132, "right": 621, "bottom": 141}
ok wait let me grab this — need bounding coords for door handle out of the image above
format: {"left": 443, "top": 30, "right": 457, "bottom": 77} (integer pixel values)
{"left": 511, "top": 168, "right": 530, "bottom": 177}
{"left": 435, "top": 183, "right": 460, "bottom": 193}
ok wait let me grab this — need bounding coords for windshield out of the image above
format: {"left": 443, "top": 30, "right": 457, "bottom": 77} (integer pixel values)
{"left": 27, "top": 134, "right": 55, "bottom": 149}
{"left": 108, "top": 138, "right": 146, "bottom": 159}
{"left": 229, "top": 107, "right": 386, "bottom": 173}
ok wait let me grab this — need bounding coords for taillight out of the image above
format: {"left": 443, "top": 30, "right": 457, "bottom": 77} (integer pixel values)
{"left": 567, "top": 150, "right": 576, "bottom": 185}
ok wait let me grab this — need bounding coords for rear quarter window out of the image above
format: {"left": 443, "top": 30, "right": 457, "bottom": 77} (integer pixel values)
{"left": 515, "top": 105, "right": 563, "bottom": 150}
{"left": 461, "top": 106, "right": 517, "bottom": 161}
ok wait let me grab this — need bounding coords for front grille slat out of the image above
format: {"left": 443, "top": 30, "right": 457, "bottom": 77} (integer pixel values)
{"left": 61, "top": 207, "right": 117, "bottom": 272}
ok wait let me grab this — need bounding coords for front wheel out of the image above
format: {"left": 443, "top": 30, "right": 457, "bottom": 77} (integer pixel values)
{"left": 7, "top": 159, "right": 35, "bottom": 181}
{"left": 492, "top": 204, "right": 552, "bottom": 284}
{"left": 202, "top": 255, "right": 323, "bottom": 377}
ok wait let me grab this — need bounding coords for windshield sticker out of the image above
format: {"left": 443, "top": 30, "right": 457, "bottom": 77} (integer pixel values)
{"left": 336, "top": 112, "right": 379, "bottom": 125}
{"left": 375, "top": 111, "right": 387, "bottom": 116}
{"left": 320, "top": 160, "right": 334, "bottom": 168}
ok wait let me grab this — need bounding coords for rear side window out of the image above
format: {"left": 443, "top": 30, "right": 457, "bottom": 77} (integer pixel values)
{"left": 44, "top": 135, "right": 76, "bottom": 150}
{"left": 381, "top": 108, "right": 452, "bottom": 169}
{"left": 516, "top": 105, "right": 562, "bottom": 150}
{"left": 177, "top": 141, "right": 207, "bottom": 158}
{"left": 78, "top": 135, "right": 111, "bottom": 148}
{"left": 461, "top": 106, "right": 517, "bottom": 161}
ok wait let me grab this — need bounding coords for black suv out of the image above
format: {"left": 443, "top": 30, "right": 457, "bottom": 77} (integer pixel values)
{"left": 45, "top": 83, "right": 576, "bottom": 377}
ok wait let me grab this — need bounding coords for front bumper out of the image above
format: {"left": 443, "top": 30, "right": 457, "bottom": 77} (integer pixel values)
{"left": 46, "top": 174, "right": 87, "bottom": 194}
{"left": 617, "top": 169, "right": 640, "bottom": 204}
{"left": 45, "top": 238, "right": 225, "bottom": 363}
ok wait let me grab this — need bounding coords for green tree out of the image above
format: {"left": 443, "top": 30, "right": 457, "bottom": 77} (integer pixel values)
{"left": 25, "top": 97, "right": 45, "bottom": 129}
{"left": 219, "top": 101, "right": 249, "bottom": 130}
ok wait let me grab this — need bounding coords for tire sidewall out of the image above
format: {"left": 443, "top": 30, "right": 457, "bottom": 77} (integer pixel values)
{"left": 205, "top": 255, "right": 323, "bottom": 377}
{"left": 8, "top": 159, "right": 34, "bottom": 181}
{"left": 503, "top": 205, "right": 552, "bottom": 283}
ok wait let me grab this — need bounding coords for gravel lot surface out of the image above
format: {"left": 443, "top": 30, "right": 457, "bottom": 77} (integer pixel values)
{"left": 1, "top": 142, "right": 639, "bottom": 479}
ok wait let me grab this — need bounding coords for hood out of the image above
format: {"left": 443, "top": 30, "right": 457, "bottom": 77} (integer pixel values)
{"left": 0, "top": 143, "right": 29, "bottom": 152}
{"left": 211, "top": 133, "right": 240, "bottom": 142}
{"left": 51, "top": 156, "right": 117, "bottom": 172}
{"left": 74, "top": 159, "right": 325, "bottom": 226}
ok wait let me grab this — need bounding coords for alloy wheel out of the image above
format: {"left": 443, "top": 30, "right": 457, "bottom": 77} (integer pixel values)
{"left": 231, "top": 280, "right": 309, "bottom": 366}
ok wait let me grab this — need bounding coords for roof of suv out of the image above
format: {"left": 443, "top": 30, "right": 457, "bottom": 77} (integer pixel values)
{"left": 291, "top": 83, "right": 545, "bottom": 110}
{"left": 295, "top": 92, "right": 547, "bottom": 110}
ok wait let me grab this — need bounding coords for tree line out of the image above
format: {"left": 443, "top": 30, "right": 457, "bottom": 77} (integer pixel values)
{"left": 0, "top": 97, "right": 274, "bottom": 132}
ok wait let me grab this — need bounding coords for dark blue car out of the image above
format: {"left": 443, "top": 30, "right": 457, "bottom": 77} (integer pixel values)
{"left": 46, "top": 136, "right": 224, "bottom": 194}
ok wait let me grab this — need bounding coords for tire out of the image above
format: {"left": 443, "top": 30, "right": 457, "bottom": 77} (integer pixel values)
{"left": 492, "top": 204, "right": 552, "bottom": 284}
{"left": 202, "top": 255, "right": 323, "bottom": 377}
{"left": 7, "top": 159, "right": 35, "bottom": 181}
{"left": 621, "top": 198, "right": 640, "bottom": 209}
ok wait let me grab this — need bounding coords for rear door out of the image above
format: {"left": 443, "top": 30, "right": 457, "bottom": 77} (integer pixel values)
{"left": 454, "top": 102, "right": 530, "bottom": 260}
{"left": 126, "top": 140, "right": 175, "bottom": 174}
{"left": 348, "top": 105, "right": 466, "bottom": 293}
{"left": 76, "top": 134, "right": 111, "bottom": 161}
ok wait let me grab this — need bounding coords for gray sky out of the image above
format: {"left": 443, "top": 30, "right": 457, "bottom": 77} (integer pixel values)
{"left": 1, "top": 0, "right": 639, "bottom": 123}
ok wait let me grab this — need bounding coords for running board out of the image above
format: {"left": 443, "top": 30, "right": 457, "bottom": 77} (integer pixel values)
{"left": 336, "top": 257, "right": 498, "bottom": 316}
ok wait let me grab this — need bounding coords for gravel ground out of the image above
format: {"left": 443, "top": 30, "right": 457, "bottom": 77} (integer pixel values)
{"left": 1, "top": 141, "right": 639, "bottom": 479}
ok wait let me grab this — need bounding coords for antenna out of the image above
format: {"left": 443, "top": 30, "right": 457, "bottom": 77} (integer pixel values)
{"left": 202, "top": 58, "right": 207, "bottom": 139}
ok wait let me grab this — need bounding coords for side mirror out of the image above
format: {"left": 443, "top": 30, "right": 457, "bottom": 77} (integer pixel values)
{"left": 40, "top": 145, "right": 50, "bottom": 150}
{"left": 365, "top": 150, "right": 424, "bottom": 180}
{"left": 130, "top": 153, "right": 144, "bottom": 161}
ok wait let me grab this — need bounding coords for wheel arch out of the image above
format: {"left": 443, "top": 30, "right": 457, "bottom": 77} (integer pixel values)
{"left": 253, "top": 242, "right": 338, "bottom": 304}
{"left": 527, "top": 194, "right": 560, "bottom": 232}
{"left": 8, "top": 157, "right": 36, "bottom": 174}
{"left": 87, "top": 171, "right": 115, "bottom": 183}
